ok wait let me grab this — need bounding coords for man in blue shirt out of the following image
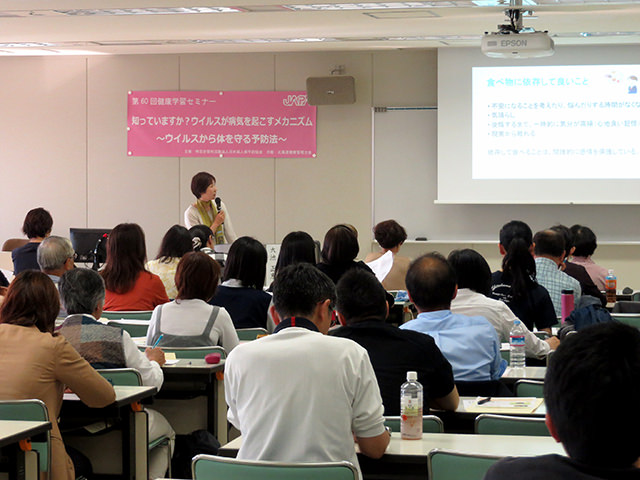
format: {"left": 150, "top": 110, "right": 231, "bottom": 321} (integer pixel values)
{"left": 400, "top": 252, "right": 506, "bottom": 382}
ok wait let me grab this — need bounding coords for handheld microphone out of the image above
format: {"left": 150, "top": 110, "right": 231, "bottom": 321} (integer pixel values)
{"left": 215, "top": 197, "right": 224, "bottom": 224}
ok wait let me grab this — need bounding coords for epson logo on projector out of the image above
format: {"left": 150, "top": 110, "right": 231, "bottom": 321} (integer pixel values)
{"left": 501, "top": 39, "right": 527, "bottom": 47}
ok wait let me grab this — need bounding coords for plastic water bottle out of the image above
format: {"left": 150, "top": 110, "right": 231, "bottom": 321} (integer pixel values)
{"left": 400, "top": 371, "right": 423, "bottom": 440}
{"left": 605, "top": 269, "right": 617, "bottom": 304}
{"left": 509, "top": 320, "right": 526, "bottom": 369}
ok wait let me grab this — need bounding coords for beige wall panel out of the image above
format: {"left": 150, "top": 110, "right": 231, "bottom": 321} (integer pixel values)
{"left": 372, "top": 50, "right": 438, "bottom": 107}
{"left": 87, "top": 55, "right": 180, "bottom": 257}
{"left": 0, "top": 57, "right": 87, "bottom": 245}
{"left": 180, "top": 158, "right": 276, "bottom": 244}
{"left": 273, "top": 53, "right": 373, "bottom": 255}
{"left": 179, "top": 53, "right": 275, "bottom": 91}
{"left": 179, "top": 53, "right": 277, "bottom": 244}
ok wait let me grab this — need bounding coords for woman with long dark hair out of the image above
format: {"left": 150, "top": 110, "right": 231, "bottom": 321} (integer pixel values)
{"left": 316, "top": 224, "right": 374, "bottom": 285}
{"left": 146, "top": 225, "right": 192, "bottom": 299}
{"left": 210, "top": 236, "right": 272, "bottom": 330}
{"left": 0, "top": 271, "right": 115, "bottom": 480}
{"left": 101, "top": 223, "right": 169, "bottom": 311}
{"left": 490, "top": 220, "right": 557, "bottom": 333}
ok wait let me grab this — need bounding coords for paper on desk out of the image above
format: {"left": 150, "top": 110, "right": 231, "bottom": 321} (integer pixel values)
{"left": 165, "top": 352, "right": 177, "bottom": 361}
{"left": 464, "top": 397, "right": 543, "bottom": 414}
{"left": 366, "top": 250, "right": 393, "bottom": 283}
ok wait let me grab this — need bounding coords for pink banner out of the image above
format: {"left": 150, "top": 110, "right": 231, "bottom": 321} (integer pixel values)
{"left": 127, "top": 91, "right": 316, "bottom": 158}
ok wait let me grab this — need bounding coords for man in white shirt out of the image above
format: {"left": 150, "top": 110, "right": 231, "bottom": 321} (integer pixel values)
{"left": 448, "top": 249, "right": 559, "bottom": 360}
{"left": 224, "top": 263, "right": 389, "bottom": 476}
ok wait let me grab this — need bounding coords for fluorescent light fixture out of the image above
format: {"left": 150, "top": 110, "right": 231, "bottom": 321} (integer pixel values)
{"left": 283, "top": 2, "right": 440, "bottom": 10}
{"left": 54, "top": 6, "right": 242, "bottom": 16}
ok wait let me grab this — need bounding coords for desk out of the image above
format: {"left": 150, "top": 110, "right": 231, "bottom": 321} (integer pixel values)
{"left": 219, "top": 432, "right": 564, "bottom": 480}
{"left": 0, "top": 420, "right": 51, "bottom": 480}
{"left": 159, "top": 359, "right": 227, "bottom": 443}
{"left": 62, "top": 385, "right": 156, "bottom": 480}
{"left": 434, "top": 396, "right": 545, "bottom": 433}
{"left": 500, "top": 367, "right": 546, "bottom": 385}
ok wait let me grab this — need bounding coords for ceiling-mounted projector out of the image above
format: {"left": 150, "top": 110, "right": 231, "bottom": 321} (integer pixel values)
{"left": 482, "top": 8, "right": 554, "bottom": 58}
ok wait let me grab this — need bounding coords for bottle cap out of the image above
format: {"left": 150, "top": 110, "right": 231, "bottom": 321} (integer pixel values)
{"left": 407, "top": 371, "right": 417, "bottom": 381}
{"left": 513, "top": 319, "right": 521, "bottom": 325}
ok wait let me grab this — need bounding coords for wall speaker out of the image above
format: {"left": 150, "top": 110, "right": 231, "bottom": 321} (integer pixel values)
{"left": 306, "top": 76, "right": 356, "bottom": 105}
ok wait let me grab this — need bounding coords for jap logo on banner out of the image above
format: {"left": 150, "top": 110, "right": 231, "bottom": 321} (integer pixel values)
{"left": 127, "top": 91, "right": 317, "bottom": 158}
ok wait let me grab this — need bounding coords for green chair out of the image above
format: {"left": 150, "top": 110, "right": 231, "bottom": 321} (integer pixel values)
{"left": 0, "top": 399, "right": 50, "bottom": 478}
{"left": 533, "top": 331, "right": 549, "bottom": 340}
{"left": 147, "top": 345, "right": 227, "bottom": 360}
{"left": 97, "top": 368, "right": 143, "bottom": 387}
{"left": 428, "top": 449, "right": 502, "bottom": 480}
{"left": 384, "top": 415, "right": 444, "bottom": 433}
{"left": 475, "top": 414, "right": 550, "bottom": 436}
{"left": 611, "top": 313, "right": 640, "bottom": 328}
{"left": 96, "top": 368, "right": 172, "bottom": 476}
{"left": 192, "top": 454, "right": 358, "bottom": 480}
{"left": 236, "top": 328, "right": 269, "bottom": 341}
{"left": 514, "top": 379, "right": 544, "bottom": 397}
{"left": 106, "top": 320, "right": 150, "bottom": 337}
{"left": 101, "top": 310, "right": 153, "bottom": 321}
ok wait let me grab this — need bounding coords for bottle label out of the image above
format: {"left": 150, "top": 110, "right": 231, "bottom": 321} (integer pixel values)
{"left": 510, "top": 335, "right": 525, "bottom": 347}
{"left": 401, "top": 393, "right": 423, "bottom": 439}
{"left": 606, "top": 279, "right": 616, "bottom": 290}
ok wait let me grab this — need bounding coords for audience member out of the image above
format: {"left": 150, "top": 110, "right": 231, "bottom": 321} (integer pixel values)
{"left": 484, "top": 322, "right": 640, "bottom": 480}
{"left": 332, "top": 269, "right": 459, "bottom": 415}
{"left": 570, "top": 224, "right": 609, "bottom": 291}
{"left": 210, "top": 236, "right": 271, "bottom": 330}
{"left": 550, "top": 225, "right": 606, "bottom": 306}
{"left": 274, "top": 231, "right": 317, "bottom": 277}
{"left": 0, "top": 270, "right": 115, "bottom": 480}
{"left": 147, "top": 252, "right": 239, "bottom": 352}
{"left": 58, "top": 268, "right": 174, "bottom": 479}
{"left": 364, "top": 219, "right": 411, "bottom": 290}
{"left": 490, "top": 220, "right": 557, "bottom": 334}
{"left": 400, "top": 253, "right": 506, "bottom": 382}
{"left": 224, "top": 263, "right": 389, "bottom": 474}
{"left": 448, "top": 249, "right": 558, "bottom": 360}
{"left": 189, "top": 224, "right": 216, "bottom": 255}
{"left": 36, "top": 236, "right": 76, "bottom": 316}
{"left": 12, "top": 207, "right": 53, "bottom": 274}
{"left": 184, "top": 171, "right": 237, "bottom": 243}
{"left": 101, "top": 223, "right": 169, "bottom": 311}
{"left": 316, "top": 224, "right": 374, "bottom": 285}
{"left": 146, "top": 225, "right": 192, "bottom": 299}
{"left": 533, "top": 229, "right": 582, "bottom": 316}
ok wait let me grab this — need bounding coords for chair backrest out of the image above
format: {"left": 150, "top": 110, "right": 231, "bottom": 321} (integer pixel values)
{"left": 155, "top": 345, "right": 227, "bottom": 359}
{"left": 611, "top": 313, "right": 640, "bottom": 328}
{"left": 235, "top": 328, "right": 269, "bottom": 341}
{"left": 101, "top": 310, "right": 154, "bottom": 320}
{"left": 514, "top": 380, "right": 544, "bottom": 397}
{"left": 384, "top": 415, "right": 444, "bottom": 433}
{"left": 0, "top": 399, "right": 51, "bottom": 475}
{"left": 97, "top": 368, "right": 143, "bottom": 386}
{"left": 475, "top": 414, "right": 550, "bottom": 436}
{"left": 106, "top": 320, "right": 150, "bottom": 337}
{"left": 428, "top": 449, "right": 502, "bottom": 480}
{"left": 1, "top": 238, "right": 28, "bottom": 252}
{"left": 612, "top": 302, "right": 640, "bottom": 314}
{"left": 192, "top": 454, "right": 358, "bottom": 480}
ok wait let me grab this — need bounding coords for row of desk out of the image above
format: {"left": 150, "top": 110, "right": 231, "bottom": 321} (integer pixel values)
{"left": 218, "top": 432, "right": 564, "bottom": 480}
{"left": 0, "top": 420, "right": 51, "bottom": 480}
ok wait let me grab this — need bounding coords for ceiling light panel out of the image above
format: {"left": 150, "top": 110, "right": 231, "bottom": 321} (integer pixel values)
{"left": 54, "top": 6, "right": 242, "bottom": 16}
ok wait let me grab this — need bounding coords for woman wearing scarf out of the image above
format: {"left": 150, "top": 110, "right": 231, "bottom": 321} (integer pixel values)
{"left": 184, "top": 171, "right": 237, "bottom": 244}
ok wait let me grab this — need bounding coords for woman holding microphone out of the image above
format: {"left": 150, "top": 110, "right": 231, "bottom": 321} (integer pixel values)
{"left": 184, "top": 172, "right": 237, "bottom": 244}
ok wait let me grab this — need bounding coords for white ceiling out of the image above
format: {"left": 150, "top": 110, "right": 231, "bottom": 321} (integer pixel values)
{"left": 1, "top": 0, "right": 640, "bottom": 55}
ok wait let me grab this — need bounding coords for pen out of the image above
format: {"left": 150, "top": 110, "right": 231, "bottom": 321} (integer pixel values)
{"left": 152, "top": 334, "right": 163, "bottom": 348}
{"left": 477, "top": 396, "right": 492, "bottom": 405}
